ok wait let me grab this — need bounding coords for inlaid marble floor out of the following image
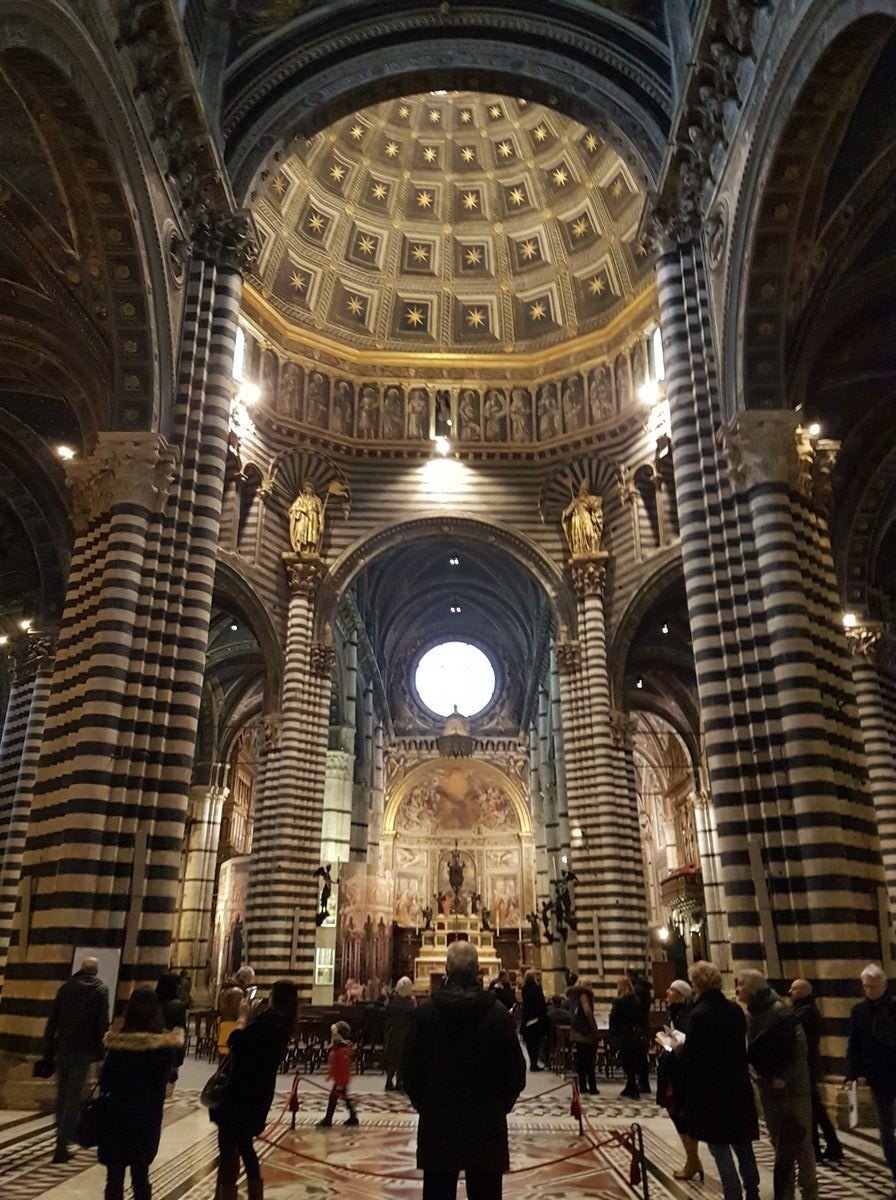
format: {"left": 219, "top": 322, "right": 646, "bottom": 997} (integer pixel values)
{"left": 1, "top": 1055, "right": 893, "bottom": 1200}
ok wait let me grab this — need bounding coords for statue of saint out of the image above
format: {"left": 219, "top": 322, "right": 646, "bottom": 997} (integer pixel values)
{"left": 561, "top": 480, "right": 604, "bottom": 558}
{"left": 289, "top": 480, "right": 324, "bottom": 555}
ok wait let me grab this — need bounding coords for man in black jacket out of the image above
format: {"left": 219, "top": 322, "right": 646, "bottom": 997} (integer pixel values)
{"left": 789, "top": 978, "right": 843, "bottom": 1162}
{"left": 403, "top": 941, "right": 526, "bottom": 1199}
{"left": 846, "top": 963, "right": 896, "bottom": 1188}
{"left": 42, "top": 957, "right": 110, "bottom": 1162}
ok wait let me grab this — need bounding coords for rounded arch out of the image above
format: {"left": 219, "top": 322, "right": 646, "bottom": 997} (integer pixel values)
{"left": 383, "top": 756, "right": 531, "bottom": 838}
{"left": 318, "top": 513, "right": 575, "bottom": 644}
{"left": 724, "top": 2, "right": 896, "bottom": 417}
{"left": 223, "top": 6, "right": 671, "bottom": 203}
{"left": 0, "top": 0, "right": 173, "bottom": 432}
{"left": 214, "top": 557, "right": 284, "bottom": 709}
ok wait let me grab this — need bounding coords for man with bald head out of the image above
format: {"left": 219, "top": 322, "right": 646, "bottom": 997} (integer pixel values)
{"left": 789, "top": 978, "right": 843, "bottom": 1162}
{"left": 43, "top": 956, "right": 109, "bottom": 1162}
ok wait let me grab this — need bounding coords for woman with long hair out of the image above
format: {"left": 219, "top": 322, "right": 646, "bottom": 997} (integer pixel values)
{"left": 210, "top": 978, "right": 299, "bottom": 1200}
{"left": 97, "top": 986, "right": 184, "bottom": 1200}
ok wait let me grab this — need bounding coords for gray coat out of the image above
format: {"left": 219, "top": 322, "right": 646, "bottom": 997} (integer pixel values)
{"left": 746, "top": 988, "right": 812, "bottom": 1133}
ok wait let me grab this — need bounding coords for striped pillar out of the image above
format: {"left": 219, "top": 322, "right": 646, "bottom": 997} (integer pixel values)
{"left": 656, "top": 240, "right": 886, "bottom": 1060}
{"left": 169, "top": 780, "right": 229, "bottom": 1001}
{"left": 691, "top": 789, "right": 732, "bottom": 980}
{"left": 0, "top": 633, "right": 55, "bottom": 990}
{"left": 558, "top": 559, "right": 648, "bottom": 1001}
{"left": 0, "top": 219, "right": 251, "bottom": 1071}
{"left": 245, "top": 554, "right": 331, "bottom": 995}
{"left": 846, "top": 626, "right": 896, "bottom": 915}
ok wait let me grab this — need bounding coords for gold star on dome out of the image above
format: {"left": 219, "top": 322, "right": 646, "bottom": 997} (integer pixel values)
{"left": 411, "top": 243, "right": 430, "bottom": 263}
{"left": 416, "top": 189, "right": 434, "bottom": 209}
{"left": 552, "top": 166, "right": 569, "bottom": 187}
{"left": 572, "top": 216, "right": 590, "bottom": 239}
{"left": 405, "top": 305, "right": 426, "bottom": 328}
{"left": 464, "top": 246, "right": 483, "bottom": 267}
{"left": 509, "top": 186, "right": 526, "bottom": 207}
{"left": 497, "top": 140, "right": 514, "bottom": 159}
{"left": 520, "top": 239, "right": 538, "bottom": 261}
{"left": 529, "top": 300, "right": 547, "bottom": 321}
{"left": 461, "top": 146, "right": 476, "bottom": 163}
{"left": 584, "top": 132, "right": 598, "bottom": 152}
{"left": 350, "top": 124, "right": 364, "bottom": 141}
{"left": 460, "top": 110, "right": 473, "bottom": 124}
{"left": 385, "top": 140, "right": 400, "bottom": 158}
{"left": 289, "top": 270, "right": 307, "bottom": 292}
{"left": 588, "top": 274, "right": 606, "bottom": 296}
{"left": 611, "top": 177, "right": 625, "bottom": 198}
{"left": 357, "top": 234, "right": 376, "bottom": 256}
{"left": 346, "top": 294, "right": 365, "bottom": 317}
{"left": 462, "top": 191, "right": 479, "bottom": 211}
{"left": 466, "top": 307, "right": 486, "bottom": 329}
{"left": 489, "top": 104, "right": 502, "bottom": 120}
{"left": 429, "top": 109, "right": 441, "bottom": 124}
{"left": 533, "top": 125, "right": 548, "bottom": 143}
{"left": 329, "top": 162, "right": 346, "bottom": 182}
{"left": 371, "top": 181, "right": 388, "bottom": 201}
{"left": 307, "top": 211, "right": 325, "bottom": 233}
{"left": 398, "top": 104, "right": 411, "bottom": 119}
{"left": 423, "top": 146, "right": 438, "bottom": 164}
{"left": 272, "top": 175, "right": 288, "bottom": 195}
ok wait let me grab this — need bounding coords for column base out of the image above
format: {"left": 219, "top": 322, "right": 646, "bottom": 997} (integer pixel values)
{"left": 0, "top": 1050, "right": 57, "bottom": 1112}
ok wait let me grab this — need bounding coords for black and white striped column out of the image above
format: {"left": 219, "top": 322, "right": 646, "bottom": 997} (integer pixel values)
{"left": 0, "top": 634, "right": 54, "bottom": 991}
{"left": 245, "top": 555, "right": 331, "bottom": 996}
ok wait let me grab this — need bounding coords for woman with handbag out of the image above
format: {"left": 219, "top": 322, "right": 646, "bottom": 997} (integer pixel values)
{"left": 97, "top": 986, "right": 184, "bottom": 1200}
{"left": 209, "top": 978, "right": 298, "bottom": 1200}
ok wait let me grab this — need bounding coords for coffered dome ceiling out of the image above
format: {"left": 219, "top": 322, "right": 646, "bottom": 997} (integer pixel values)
{"left": 251, "top": 91, "right": 652, "bottom": 358}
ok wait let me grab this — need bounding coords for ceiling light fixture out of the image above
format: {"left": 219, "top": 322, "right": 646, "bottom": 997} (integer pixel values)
{"left": 0, "top": 635, "right": 8, "bottom": 646}
{"left": 17, "top": 618, "right": 32, "bottom": 632}
{"left": 842, "top": 612, "right": 858, "bottom": 629}
{"left": 55, "top": 445, "right": 76, "bottom": 460}
{"left": 807, "top": 421, "right": 821, "bottom": 438}
{"left": 449, "top": 556, "right": 460, "bottom": 565}
{"left": 661, "top": 623, "right": 669, "bottom": 634}
{"left": 636, "top": 678, "right": 644, "bottom": 689}
{"left": 230, "top": 623, "right": 238, "bottom": 631}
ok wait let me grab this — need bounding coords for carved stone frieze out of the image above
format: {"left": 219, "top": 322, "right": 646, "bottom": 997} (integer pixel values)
{"left": 65, "top": 434, "right": 178, "bottom": 532}
{"left": 725, "top": 411, "right": 806, "bottom": 494}
{"left": 570, "top": 554, "right": 608, "bottom": 598}
{"left": 309, "top": 643, "right": 336, "bottom": 678}
{"left": 283, "top": 551, "right": 326, "bottom": 598}
{"left": 554, "top": 640, "right": 582, "bottom": 675}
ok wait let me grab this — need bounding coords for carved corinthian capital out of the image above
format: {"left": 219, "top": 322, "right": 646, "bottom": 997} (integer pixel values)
{"left": 610, "top": 710, "right": 637, "bottom": 751}
{"left": 554, "top": 640, "right": 582, "bottom": 675}
{"left": 310, "top": 643, "right": 336, "bottom": 678}
{"left": 725, "top": 411, "right": 809, "bottom": 495}
{"left": 845, "top": 623, "right": 891, "bottom": 669}
{"left": 570, "top": 553, "right": 608, "bottom": 598}
{"left": 283, "top": 551, "right": 327, "bottom": 598}
{"left": 65, "top": 434, "right": 178, "bottom": 532}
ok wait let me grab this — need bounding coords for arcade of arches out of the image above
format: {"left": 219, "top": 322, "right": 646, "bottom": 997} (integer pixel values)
{"left": 0, "top": 0, "right": 895, "bottom": 1126}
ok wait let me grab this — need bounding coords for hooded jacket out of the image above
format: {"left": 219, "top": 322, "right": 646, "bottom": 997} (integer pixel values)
{"left": 97, "top": 1027, "right": 184, "bottom": 1165}
{"left": 402, "top": 973, "right": 526, "bottom": 1172}
{"left": 44, "top": 969, "right": 110, "bottom": 1061}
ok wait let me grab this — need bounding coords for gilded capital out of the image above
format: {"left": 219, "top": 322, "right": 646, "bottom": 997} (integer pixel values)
{"left": 65, "top": 434, "right": 178, "bottom": 532}
{"left": 845, "top": 623, "right": 885, "bottom": 666}
{"left": 283, "top": 551, "right": 327, "bottom": 598}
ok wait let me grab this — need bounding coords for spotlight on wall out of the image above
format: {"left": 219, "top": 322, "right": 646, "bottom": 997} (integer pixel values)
{"left": 17, "top": 618, "right": 32, "bottom": 632}
{"left": 842, "top": 612, "right": 858, "bottom": 629}
{"left": 638, "top": 380, "right": 661, "bottom": 405}
{"left": 807, "top": 421, "right": 821, "bottom": 438}
{"left": 636, "top": 677, "right": 644, "bottom": 689}
{"left": 449, "top": 556, "right": 460, "bottom": 566}
{"left": 0, "top": 635, "right": 8, "bottom": 646}
{"left": 661, "top": 623, "right": 669, "bottom": 634}
{"left": 55, "top": 445, "right": 76, "bottom": 460}
{"left": 434, "top": 435, "right": 451, "bottom": 456}
{"left": 449, "top": 604, "right": 462, "bottom": 614}
{"left": 230, "top": 623, "right": 238, "bottom": 631}
{"left": 657, "top": 926, "right": 670, "bottom": 943}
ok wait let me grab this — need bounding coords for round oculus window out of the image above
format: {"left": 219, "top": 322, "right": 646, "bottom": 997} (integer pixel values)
{"left": 414, "top": 641, "right": 496, "bottom": 718}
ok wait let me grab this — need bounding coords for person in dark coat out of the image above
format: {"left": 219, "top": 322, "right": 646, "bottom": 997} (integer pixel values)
{"left": 678, "top": 961, "right": 759, "bottom": 1200}
{"left": 520, "top": 969, "right": 548, "bottom": 1071}
{"left": 211, "top": 978, "right": 298, "bottom": 1200}
{"left": 489, "top": 970, "right": 515, "bottom": 1011}
{"left": 567, "top": 977, "right": 600, "bottom": 1095}
{"left": 656, "top": 980, "right": 701, "bottom": 1179}
{"left": 42, "top": 955, "right": 110, "bottom": 1162}
{"left": 789, "top": 978, "right": 843, "bottom": 1162}
{"left": 98, "top": 986, "right": 184, "bottom": 1200}
{"left": 155, "top": 973, "right": 187, "bottom": 1085}
{"left": 627, "top": 965, "right": 653, "bottom": 1094}
{"left": 846, "top": 963, "right": 896, "bottom": 1188}
{"left": 384, "top": 976, "right": 416, "bottom": 1090}
{"left": 610, "top": 976, "right": 643, "bottom": 1099}
{"left": 402, "top": 940, "right": 526, "bottom": 1200}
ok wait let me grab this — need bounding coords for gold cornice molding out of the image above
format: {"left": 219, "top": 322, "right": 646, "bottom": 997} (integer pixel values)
{"left": 240, "top": 281, "right": 658, "bottom": 378}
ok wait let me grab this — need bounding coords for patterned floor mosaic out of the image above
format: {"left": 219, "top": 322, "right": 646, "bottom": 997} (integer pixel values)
{"left": 1, "top": 1065, "right": 894, "bottom": 1200}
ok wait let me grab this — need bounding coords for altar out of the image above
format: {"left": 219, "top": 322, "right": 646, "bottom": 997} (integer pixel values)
{"left": 412, "top": 914, "right": 502, "bottom": 993}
